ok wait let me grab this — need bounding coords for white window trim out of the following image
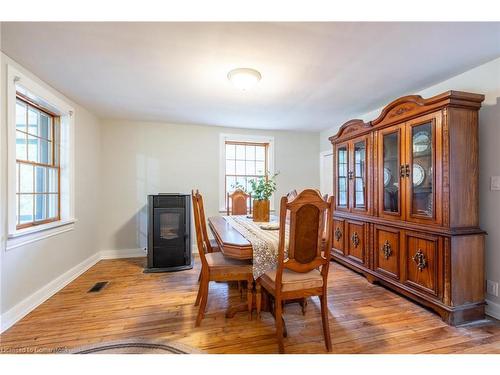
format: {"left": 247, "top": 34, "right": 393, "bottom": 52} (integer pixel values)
{"left": 6, "top": 65, "right": 76, "bottom": 250}
{"left": 219, "top": 133, "right": 275, "bottom": 212}
{"left": 5, "top": 219, "right": 77, "bottom": 251}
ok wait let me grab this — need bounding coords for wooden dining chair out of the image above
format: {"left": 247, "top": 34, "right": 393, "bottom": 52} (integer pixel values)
{"left": 256, "top": 189, "right": 334, "bottom": 353}
{"left": 227, "top": 189, "right": 251, "bottom": 216}
{"left": 192, "top": 190, "right": 254, "bottom": 327}
{"left": 195, "top": 189, "right": 220, "bottom": 254}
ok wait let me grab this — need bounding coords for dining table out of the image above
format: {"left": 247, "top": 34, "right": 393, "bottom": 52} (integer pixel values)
{"left": 208, "top": 214, "right": 285, "bottom": 281}
{"left": 208, "top": 215, "right": 255, "bottom": 261}
{"left": 207, "top": 215, "right": 305, "bottom": 333}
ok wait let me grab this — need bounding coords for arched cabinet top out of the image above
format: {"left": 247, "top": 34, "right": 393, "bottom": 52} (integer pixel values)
{"left": 330, "top": 119, "right": 372, "bottom": 141}
{"left": 329, "top": 90, "right": 484, "bottom": 143}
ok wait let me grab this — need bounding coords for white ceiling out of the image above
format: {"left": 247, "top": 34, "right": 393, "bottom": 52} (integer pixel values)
{"left": 2, "top": 22, "right": 500, "bottom": 131}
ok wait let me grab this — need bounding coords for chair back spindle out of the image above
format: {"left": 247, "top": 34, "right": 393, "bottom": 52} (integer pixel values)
{"left": 191, "top": 190, "right": 209, "bottom": 268}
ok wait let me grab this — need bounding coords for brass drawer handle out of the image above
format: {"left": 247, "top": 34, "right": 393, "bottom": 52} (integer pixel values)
{"left": 335, "top": 227, "right": 342, "bottom": 242}
{"left": 381, "top": 240, "right": 392, "bottom": 260}
{"left": 351, "top": 232, "right": 360, "bottom": 248}
{"left": 400, "top": 164, "right": 411, "bottom": 178}
{"left": 412, "top": 249, "right": 427, "bottom": 271}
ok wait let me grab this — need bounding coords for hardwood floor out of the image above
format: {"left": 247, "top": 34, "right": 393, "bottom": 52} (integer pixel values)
{"left": 0, "top": 256, "right": 499, "bottom": 354}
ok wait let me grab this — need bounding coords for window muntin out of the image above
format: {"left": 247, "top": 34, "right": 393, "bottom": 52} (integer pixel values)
{"left": 224, "top": 141, "right": 268, "bottom": 207}
{"left": 15, "top": 94, "right": 60, "bottom": 229}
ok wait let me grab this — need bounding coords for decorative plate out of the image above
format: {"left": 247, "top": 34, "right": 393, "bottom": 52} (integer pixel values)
{"left": 259, "top": 222, "right": 280, "bottom": 230}
{"left": 413, "top": 131, "right": 431, "bottom": 153}
{"left": 383, "top": 167, "right": 392, "bottom": 187}
{"left": 413, "top": 164, "right": 425, "bottom": 186}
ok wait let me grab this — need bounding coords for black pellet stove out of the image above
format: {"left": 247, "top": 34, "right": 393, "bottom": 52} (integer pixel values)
{"left": 144, "top": 194, "right": 193, "bottom": 272}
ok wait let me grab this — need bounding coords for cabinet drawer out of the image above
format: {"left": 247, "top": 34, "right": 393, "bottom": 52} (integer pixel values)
{"left": 346, "top": 220, "right": 366, "bottom": 264}
{"left": 374, "top": 225, "right": 401, "bottom": 279}
{"left": 332, "top": 219, "right": 345, "bottom": 255}
{"left": 404, "top": 231, "right": 440, "bottom": 297}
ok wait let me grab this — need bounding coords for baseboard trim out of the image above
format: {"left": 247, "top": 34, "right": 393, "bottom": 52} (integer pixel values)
{"left": 192, "top": 243, "right": 198, "bottom": 254}
{"left": 0, "top": 252, "right": 101, "bottom": 333}
{"left": 486, "top": 299, "right": 500, "bottom": 320}
{"left": 0, "top": 248, "right": 148, "bottom": 333}
{"left": 100, "top": 248, "right": 146, "bottom": 259}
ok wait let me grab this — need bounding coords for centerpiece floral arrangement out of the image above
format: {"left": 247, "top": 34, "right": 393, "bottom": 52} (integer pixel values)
{"left": 231, "top": 172, "right": 279, "bottom": 199}
{"left": 249, "top": 172, "right": 278, "bottom": 201}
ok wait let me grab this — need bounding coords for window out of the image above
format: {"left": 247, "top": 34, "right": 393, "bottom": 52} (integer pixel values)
{"left": 225, "top": 141, "right": 268, "bottom": 197}
{"left": 219, "top": 134, "right": 274, "bottom": 211}
{"left": 15, "top": 94, "right": 60, "bottom": 229}
{"left": 6, "top": 64, "right": 75, "bottom": 250}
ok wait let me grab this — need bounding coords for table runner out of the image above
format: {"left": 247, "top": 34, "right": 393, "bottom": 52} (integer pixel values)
{"left": 223, "top": 216, "right": 289, "bottom": 279}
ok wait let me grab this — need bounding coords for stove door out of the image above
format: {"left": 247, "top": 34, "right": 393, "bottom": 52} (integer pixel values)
{"left": 152, "top": 207, "right": 188, "bottom": 268}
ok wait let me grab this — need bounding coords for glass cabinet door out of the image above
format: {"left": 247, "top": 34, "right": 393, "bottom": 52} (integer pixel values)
{"left": 408, "top": 121, "right": 434, "bottom": 219}
{"left": 379, "top": 128, "right": 402, "bottom": 218}
{"left": 353, "top": 140, "right": 367, "bottom": 210}
{"left": 336, "top": 145, "right": 348, "bottom": 209}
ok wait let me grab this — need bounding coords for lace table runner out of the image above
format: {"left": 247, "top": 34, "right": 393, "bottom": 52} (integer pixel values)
{"left": 223, "top": 216, "right": 289, "bottom": 279}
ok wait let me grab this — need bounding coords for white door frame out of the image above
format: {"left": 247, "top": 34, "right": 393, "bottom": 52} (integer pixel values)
{"left": 319, "top": 150, "right": 334, "bottom": 197}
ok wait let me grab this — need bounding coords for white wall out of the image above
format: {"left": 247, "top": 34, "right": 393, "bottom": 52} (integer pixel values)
{"left": 0, "top": 53, "right": 102, "bottom": 323}
{"left": 98, "top": 119, "right": 320, "bottom": 253}
{"left": 319, "top": 57, "right": 500, "bottom": 312}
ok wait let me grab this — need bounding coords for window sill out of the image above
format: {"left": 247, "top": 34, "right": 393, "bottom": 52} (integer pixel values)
{"left": 6, "top": 219, "right": 77, "bottom": 251}
{"left": 217, "top": 209, "right": 276, "bottom": 214}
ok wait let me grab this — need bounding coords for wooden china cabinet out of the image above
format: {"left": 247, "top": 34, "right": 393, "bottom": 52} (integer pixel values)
{"left": 329, "top": 91, "right": 485, "bottom": 325}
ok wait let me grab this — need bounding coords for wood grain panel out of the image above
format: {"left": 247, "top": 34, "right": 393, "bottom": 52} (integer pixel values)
{"left": 404, "top": 232, "right": 439, "bottom": 296}
{"left": 451, "top": 235, "right": 485, "bottom": 306}
{"left": 332, "top": 219, "right": 345, "bottom": 255}
{"left": 346, "top": 221, "right": 365, "bottom": 264}
{"left": 448, "top": 108, "right": 480, "bottom": 228}
{"left": 373, "top": 225, "right": 401, "bottom": 279}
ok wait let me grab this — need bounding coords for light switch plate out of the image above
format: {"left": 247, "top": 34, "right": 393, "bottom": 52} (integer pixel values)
{"left": 487, "top": 280, "right": 499, "bottom": 297}
{"left": 491, "top": 176, "right": 500, "bottom": 191}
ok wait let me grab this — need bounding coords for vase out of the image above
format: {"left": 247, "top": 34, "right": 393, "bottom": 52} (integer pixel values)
{"left": 252, "top": 199, "right": 270, "bottom": 222}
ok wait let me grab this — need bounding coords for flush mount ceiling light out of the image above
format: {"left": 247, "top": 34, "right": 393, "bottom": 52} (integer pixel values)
{"left": 227, "top": 68, "right": 262, "bottom": 91}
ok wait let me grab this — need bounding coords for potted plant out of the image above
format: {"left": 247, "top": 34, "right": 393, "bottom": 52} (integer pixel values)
{"left": 249, "top": 173, "right": 278, "bottom": 222}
